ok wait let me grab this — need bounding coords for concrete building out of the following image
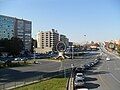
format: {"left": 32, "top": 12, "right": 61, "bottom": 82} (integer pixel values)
{"left": 0, "top": 15, "right": 32, "bottom": 51}
{"left": 36, "top": 29, "right": 59, "bottom": 53}
{"left": 60, "top": 34, "right": 69, "bottom": 47}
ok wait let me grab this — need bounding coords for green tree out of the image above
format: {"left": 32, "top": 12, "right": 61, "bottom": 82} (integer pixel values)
{"left": 117, "top": 45, "right": 120, "bottom": 55}
{"left": 0, "top": 38, "right": 10, "bottom": 52}
{"left": 9, "top": 37, "right": 24, "bottom": 56}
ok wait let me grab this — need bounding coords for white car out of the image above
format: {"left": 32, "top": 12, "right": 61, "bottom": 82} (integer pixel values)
{"left": 75, "top": 73, "right": 85, "bottom": 80}
{"left": 106, "top": 57, "right": 110, "bottom": 61}
{"left": 74, "top": 78, "right": 85, "bottom": 88}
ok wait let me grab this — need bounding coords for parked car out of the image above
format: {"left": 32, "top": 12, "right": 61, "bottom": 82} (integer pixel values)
{"left": 82, "top": 64, "right": 90, "bottom": 70}
{"left": 75, "top": 73, "right": 85, "bottom": 80}
{"left": 94, "top": 59, "right": 99, "bottom": 64}
{"left": 88, "top": 62, "right": 94, "bottom": 67}
{"left": 74, "top": 78, "right": 85, "bottom": 88}
{"left": 75, "top": 67, "right": 84, "bottom": 73}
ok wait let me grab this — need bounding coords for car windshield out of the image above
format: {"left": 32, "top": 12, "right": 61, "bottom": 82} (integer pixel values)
{"left": 77, "top": 75, "right": 83, "bottom": 77}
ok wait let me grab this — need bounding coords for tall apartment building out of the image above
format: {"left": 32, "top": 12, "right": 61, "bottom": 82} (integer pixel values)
{"left": 60, "top": 34, "right": 69, "bottom": 47}
{"left": 0, "top": 15, "right": 32, "bottom": 51}
{"left": 36, "top": 29, "right": 59, "bottom": 53}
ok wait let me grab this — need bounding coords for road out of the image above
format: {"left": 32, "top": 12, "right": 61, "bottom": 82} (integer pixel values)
{"left": 1, "top": 48, "right": 120, "bottom": 90}
{"left": 0, "top": 51, "right": 99, "bottom": 89}
{"left": 84, "top": 46, "right": 120, "bottom": 90}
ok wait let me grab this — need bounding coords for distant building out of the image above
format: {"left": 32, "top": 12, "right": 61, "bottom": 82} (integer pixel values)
{"left": 60, "top": 34, "right": 69, "bottom": 47}
{"left": 0, "top": 15, "right": 32, "bottom": 51}
{"left": 36, "top": 29, "right": 59, "bottom": 53}
{"left": 114, "top": 40, "right": 120, "bottom": 45}
{"left": 69, "top": 42, "right": 73, "bottom": 47}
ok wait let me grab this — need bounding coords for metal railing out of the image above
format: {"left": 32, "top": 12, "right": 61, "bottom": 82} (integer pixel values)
{"left": 0, "top": 69, "right": 71, "bottom": 90}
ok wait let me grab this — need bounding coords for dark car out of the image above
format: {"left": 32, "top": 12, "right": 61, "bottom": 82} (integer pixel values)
{"left": 82, "top": 64, "right": 91, "bottom": 70}
{"left": 94, "top": 59, "right": 100, "bottom": 65}
{"left": 75, "top": 67, "right": 84, "bottom": 74}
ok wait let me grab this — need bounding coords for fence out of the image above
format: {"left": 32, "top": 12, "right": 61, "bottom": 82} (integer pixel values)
{"left": 0, "top": 69, "right": 71, "bottom": 90}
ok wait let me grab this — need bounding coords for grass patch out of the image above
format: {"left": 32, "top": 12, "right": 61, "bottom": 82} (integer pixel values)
{"left": 13, "top": 76, "right": 67, "bottom": 90}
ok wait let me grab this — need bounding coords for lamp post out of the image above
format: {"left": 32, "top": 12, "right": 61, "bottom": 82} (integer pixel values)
{"left": 33, "top": 46, "right": 35, "bottom": 63}
{"left": 71, "top": 45, "right": 74, "bottom": 60}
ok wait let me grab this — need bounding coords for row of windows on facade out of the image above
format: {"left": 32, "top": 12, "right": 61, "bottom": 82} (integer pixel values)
{"left": 41, "top": 36, "right": 57, "bottom": 39}
{"left": 0, "top": 25, "right": 13, "bottom": 28}
{"left": 41, "top": 45, "right": 56, "bottom": 48}
{"left": 0, "top": 30, "right": 14, "bottom": 33}
{"left": 0, "top": 24, "right": 31, "bottom": 29}
{"left": 0, "top": 33, "right": 14, "bottom": 37}
{"left": 41, "top": 43, "right": 55, "bottom": 47}
{"left": 0, "top": 35, "right": 12, "bottom": 39}
{"left": 41, "top": 34, "right": 58, "bottom": 37}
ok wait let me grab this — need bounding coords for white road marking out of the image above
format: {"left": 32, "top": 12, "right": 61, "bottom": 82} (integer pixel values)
{"left": 109, "top": 73, "right": 120, "bottom": 84}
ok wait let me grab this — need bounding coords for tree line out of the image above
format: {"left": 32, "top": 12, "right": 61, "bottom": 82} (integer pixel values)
{"left": 0, "top": 37, "right": 24, "bottom": 56}
{"left": 117, "top": 45, "right": 120, "bottom": 55}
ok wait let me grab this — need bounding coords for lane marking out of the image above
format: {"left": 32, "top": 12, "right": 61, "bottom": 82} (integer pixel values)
{"left": 98, "top": 74, "right": 110, "bottom": 90}
{"left": 109, "top": 73, "right": 120, "bottom": 84}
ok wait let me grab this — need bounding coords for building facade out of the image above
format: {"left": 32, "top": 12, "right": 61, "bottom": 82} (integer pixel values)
{"left": 0, "top": 15, "right": 32, "bottom": 51}
{"left": 60, "top": 34, "right": 69, "bottom": 47}
{"left": 36, "top": 29, "right": 59, "bottom": 53}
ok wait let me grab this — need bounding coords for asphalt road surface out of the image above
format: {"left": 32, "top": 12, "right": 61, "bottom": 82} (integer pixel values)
{"left": 84, "top": 46, "right": 120, "bottom": 90}
{"left": 0, "top": 51, "right": 99, "bottom": 89}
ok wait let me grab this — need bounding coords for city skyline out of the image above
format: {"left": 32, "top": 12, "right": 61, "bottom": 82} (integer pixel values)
{"left": 0, "top": 0, "right": 120, "bottom": 43}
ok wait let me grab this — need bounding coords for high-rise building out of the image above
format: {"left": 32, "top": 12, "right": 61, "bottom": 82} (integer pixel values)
{"left": 0, "top": 15, "right": 32, "bottom": 51}
{"left": 36, "top": 29, "right": 59, "bottom": 53}
{"left": 60, "top": 34, "right": 69, "bottom": 47}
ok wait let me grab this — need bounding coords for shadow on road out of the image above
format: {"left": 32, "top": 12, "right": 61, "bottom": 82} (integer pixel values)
{"left": 0, "top": 68, "right": 71, "bottom": 83}
{"left": 85, "top": 83, "right": 100, "bottom": 89}
{"left": 85, "top": 77, "right": 97, "bottom": 81}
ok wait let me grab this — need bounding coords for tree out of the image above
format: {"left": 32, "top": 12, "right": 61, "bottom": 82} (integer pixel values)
{"left": 0, "top": 38, "right": 10, "bottom": 52}
{"left": 31, "top": 38, "right": 37, "bottom": 53}
{"left": 0, "top": 37, "right": 24, "bottom": 56}
{"left": 117, "top": 45, "right": 120, "bottom": 55}
{"left": 9, "top": 37, "right": 24, "bottom": 56}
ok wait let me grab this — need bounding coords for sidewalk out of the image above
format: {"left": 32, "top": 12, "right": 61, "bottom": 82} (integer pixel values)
{"left": 68, "top": 76, "right": 74, "bottom": 90}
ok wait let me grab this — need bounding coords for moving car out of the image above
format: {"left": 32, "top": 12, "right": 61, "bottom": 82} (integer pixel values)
{"left": 106, "top": 57, "right": 110, "bottom": 61}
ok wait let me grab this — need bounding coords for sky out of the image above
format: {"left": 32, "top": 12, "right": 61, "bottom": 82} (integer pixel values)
{"left": 0, "top": 0, "right": 120, "bottom": 43}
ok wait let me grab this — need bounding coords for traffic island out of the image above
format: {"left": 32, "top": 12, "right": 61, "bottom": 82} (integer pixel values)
{"left": 12, "top": 76, "right": 68, "bottom": 90}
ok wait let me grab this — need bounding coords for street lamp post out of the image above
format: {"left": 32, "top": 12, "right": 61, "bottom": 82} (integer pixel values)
{"left": 33, "top": 46, "right": 35, "bottom": 63}
{"left": 71, "top": 45, "right": 74, "bottom": 60}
